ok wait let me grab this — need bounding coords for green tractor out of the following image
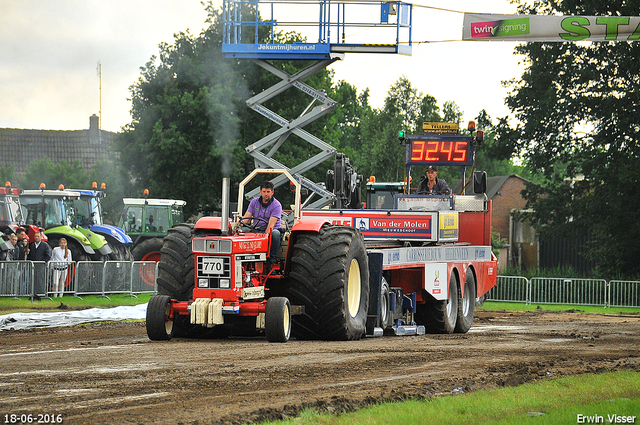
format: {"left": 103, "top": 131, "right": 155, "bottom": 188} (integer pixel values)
{"left": 119, "top": 192, "right": 186, "bottom": 262}
{"left": 20, "top": 186, "right": 111, "bottom": 261}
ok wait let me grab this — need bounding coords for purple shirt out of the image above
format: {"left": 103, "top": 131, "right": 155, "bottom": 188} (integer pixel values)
{"left": 247, "top": 197, "right": 282, "bottom": 231}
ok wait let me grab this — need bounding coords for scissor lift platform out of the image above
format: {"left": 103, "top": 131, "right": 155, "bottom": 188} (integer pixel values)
{"left": 222, "top": 0, "right": 413, "bottom": 59}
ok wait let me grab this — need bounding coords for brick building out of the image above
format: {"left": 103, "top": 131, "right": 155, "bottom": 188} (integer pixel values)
{"left": 0, "top": 114, "right": 117, "bottom": 176}
{"left": 453, "top": 174, "right": 538, "bottom": 270}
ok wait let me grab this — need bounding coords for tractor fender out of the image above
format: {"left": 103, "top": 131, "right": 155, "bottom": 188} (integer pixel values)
{"left": 87, "top": 224, "right": 132, "bottom": 245}
{"left": 290, "top": 218, "right": 330, "bottom": 233}
{"left": 45, "top": 228, "right": 95, "bottom": 255}
{"left": 194, "top": 217, "right": 232, "bottom": 233}
{"left": 75, "top": 227, "right": 111, "bottom": 255}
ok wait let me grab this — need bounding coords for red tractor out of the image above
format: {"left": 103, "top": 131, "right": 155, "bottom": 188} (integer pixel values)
{"left": 0, "top": 182, "right": 47, "bottom": 257}
{"left": 147, "top": 169, "right": 368, "bottom": 342}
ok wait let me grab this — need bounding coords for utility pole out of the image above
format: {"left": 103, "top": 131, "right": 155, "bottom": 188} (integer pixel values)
{"left": 97, "top": 61, "right": 102, "bottom": 129}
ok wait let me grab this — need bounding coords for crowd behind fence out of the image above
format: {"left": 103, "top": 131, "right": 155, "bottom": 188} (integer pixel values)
{"left": 487, "top": 276, "right": 640, "bottom": 308}
{"left": 0, "top": 261, "right": 158, "bottom": 299}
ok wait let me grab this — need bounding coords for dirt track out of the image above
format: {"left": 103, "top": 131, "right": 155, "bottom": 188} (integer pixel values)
{"left": 0, "top": 309, "right": 639, "bottom": 425}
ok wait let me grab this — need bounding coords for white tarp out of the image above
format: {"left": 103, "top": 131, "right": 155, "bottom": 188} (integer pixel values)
{"left": 463, "top": 14, "right": 640, "bottom": 42}
{"left": 0, "top": 303, "right": 148, "bottom": 331}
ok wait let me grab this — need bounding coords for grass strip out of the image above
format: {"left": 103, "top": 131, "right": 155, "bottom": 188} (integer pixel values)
{"left": 0, "top": 293, "right": 153, "bottom": 315}
{"left": 269, "top": 371, "right": 640, "bottom": 425}
{"left": 479, "top": 301, "right": 640, "bottom": 315}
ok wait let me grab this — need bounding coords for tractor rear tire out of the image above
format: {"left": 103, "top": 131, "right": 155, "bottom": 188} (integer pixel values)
{"left": 146, "top": 294, "right": 174, "bottom": 341}
{"left": 265, "top": 297, "right": 291, "bottom": 343}
{"left": 289, "top": 226, "right": 369, "bottom": 341}
{"left": 131, "top": 238, "right": 164, "bottom": 262}
{"left": 416, "top": 271, "right": 459, "bottom": 334}
{"left": 455, "top": 271, "right": 476, "bottom": 333}
{"left": 156, "top": 224, "right": 194, "bottom": 301}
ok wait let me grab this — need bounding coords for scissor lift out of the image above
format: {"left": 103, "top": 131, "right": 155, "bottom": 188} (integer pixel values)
{"left": 222, "top": 0, "right": 413, "bottom": 207}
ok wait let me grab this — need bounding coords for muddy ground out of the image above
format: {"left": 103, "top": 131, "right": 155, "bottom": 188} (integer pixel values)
{"left": 0, "top": 309, "right": 639, "bottom": 425}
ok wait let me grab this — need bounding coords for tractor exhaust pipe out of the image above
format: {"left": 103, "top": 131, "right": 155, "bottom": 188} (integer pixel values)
{"left": 221, "top": 178, "right": 230, "bottom": 235}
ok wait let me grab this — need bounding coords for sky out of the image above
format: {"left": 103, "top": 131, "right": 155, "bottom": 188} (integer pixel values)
{"left": 0, "top": 0, "right": 523, "bottom": 133}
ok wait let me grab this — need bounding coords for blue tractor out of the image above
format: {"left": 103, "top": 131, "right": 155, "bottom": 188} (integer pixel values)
{"left": 69, "top": 185, "right": 133, "bottom": 261}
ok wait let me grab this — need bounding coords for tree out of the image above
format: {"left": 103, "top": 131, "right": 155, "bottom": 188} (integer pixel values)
{"left": 495, "top": 1, "right": 640, "bottom": 278}
{"left": 0, "top": 165, "right": 13, "bottom": 185}
{"left": 20, "top": 158, "right": 88, "bottom": 190}
{"left": 117, "top": 5, "right": 341, "bottom": 216}
{"left": 360, "top": 76, "right": 456, "bottom": 183}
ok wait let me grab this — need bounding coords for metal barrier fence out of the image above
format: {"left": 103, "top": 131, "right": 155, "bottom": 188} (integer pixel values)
{"left": 530, "top": 278, "right": 607, "bottom": 307}
{"left": 486, "top": 276, "right": 640, "bottom": 308}
{"left": 0, "top": 261, "right": 157, "bottom": 299}
{"left": 2, "top": 265, "right": 639, "bottom": 308}
{"left": 485, "top": 276, "right": 528, "bottom": 302}
{"left": 609, "top": 280, "right": 640, "bottom": 308}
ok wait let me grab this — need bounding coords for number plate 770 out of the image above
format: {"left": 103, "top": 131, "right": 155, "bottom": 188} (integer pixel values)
{"left": 201, "top": 257, "right": 224, "bottom": 275}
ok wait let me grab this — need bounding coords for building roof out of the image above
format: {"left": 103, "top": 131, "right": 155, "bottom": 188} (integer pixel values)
{"left": 0, "top": 115, "right": 117, "bottom": 176}
{"left": 451, "top": 174, "right": 534, "bottom": 199}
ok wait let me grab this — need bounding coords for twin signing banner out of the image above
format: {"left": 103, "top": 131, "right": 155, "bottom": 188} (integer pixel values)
{"left": 463, "top": 14, "right": 640, "bottom": 42}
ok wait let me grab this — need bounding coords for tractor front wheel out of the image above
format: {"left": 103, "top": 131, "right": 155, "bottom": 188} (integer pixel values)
{"left": 146, "top": 294, "right": 174, "bottom": 341}
{"left": 265, "top": 297, "right": 291, "bottom": 342}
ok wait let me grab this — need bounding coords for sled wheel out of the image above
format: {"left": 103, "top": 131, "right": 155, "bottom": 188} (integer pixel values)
{"left": 455, "top": 270, "right": 476, "bottom": 333}
{"left": 265, "top": 297, "right": 291, "bottom": 343}
{"left": 380, "top": 277, "right": 393, "bottom": 329}
{"left": 416, "top": 270, "right": 459, "bottom": 334}
{"left": 146, "top": 294, "right": 174, "bottom": 341}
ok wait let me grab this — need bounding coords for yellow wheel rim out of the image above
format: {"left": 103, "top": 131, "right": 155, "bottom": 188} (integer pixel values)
{"left": 283, "top": 303, "right": 290, "bottom": 337}
{"left": 347, "top": 259, "right": 361, "bottom": 318}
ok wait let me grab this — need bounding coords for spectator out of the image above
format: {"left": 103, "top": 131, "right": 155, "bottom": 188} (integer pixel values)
{"left": 15, "top": 227, "right": 29, "bottom": 260}
{"left": 28, "top": 230, "right": 52, "bottom": 262}
{"left": 147, "top": 214, "right": 156, "bottom": 232}
{"left": 0, "top": 230, "right": 12, "bottom": 261}
{"left": 8, "top": 233, "right": 18, "bottom": 260}
{"left": 50, "top": 238, "right": 72, "bottom": 298}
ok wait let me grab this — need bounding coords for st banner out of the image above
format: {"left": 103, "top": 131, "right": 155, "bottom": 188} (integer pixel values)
{"left": 463, "top": 14, "right": 640, "bottom": 42}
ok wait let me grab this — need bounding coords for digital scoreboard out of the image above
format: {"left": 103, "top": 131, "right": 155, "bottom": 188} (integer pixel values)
{"left": 405, "top": 136, "right": 475, "bottom": 166}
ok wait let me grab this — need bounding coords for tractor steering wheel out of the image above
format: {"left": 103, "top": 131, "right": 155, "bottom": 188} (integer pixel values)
{"left": 240, "top": 216, "right": 269, "bottom": 233}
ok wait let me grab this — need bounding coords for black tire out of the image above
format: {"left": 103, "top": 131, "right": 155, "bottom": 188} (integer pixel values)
{"left": 380, "top": 277, "right": 393, "bottom": 329}
{"left": 105, "top": 243, "right": 123, "bottom": 261}
{"left": 265, "top": 297, "right": 291, "bottom": 342}
{"left": 131, "top": 238, "right": 164, "bottom": 262}
{"left": 146, "top": 294, "right": 174, "bottom": 341}
{"left": 475, "top": 294, "right": 486, "bottom": 307}
{"left": 156, "top": 224, "right": 194, "bottom": 301}
{"left": 416, "top": 271, "right": 459, "bottom": 334}
{"left": 119, "top": 244, "right": 134, "bottom": 262}
{"left": 455, "top": 271, "right": 476, "bottom": 333}
{"left": 289, "top": 226, "right": 369, "bottom": 341}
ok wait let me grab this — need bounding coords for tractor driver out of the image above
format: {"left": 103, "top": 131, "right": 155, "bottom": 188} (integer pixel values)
{"left": 417, "top": 165, "right": 451, "bottom": 195}
{"left": 241, "top": 181, "right": 282, "bottom": 265}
